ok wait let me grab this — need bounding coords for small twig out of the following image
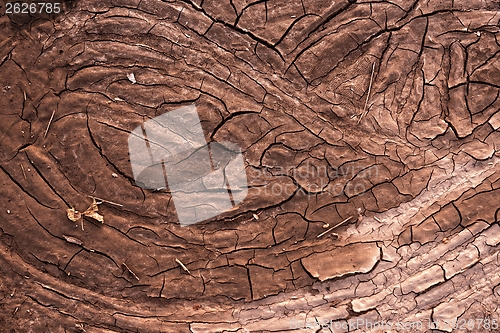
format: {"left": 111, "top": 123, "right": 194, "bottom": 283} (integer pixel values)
{"left": 357, "top": 62, "right": 376, "bottom": 124}
{"left": 175, "top": 258, "right": 191, "bottom": 275}
{"left": 20, "top": 164, "right": 26, "bottom": 179}
{"left": 44, "top": 110, "right": 56, "bottom": 138}
{"left": 12, "top": 297, "right": 27, "bottom": 317}
{"left": 86, "top": 195, "right": 123, "bottom": 207}
{"left": 23, "top": 90, "right": 26, "bottom": 101}
{"left": 317, "top": 216, "right": 352, "bottom": 238}
{"left": 122, "top": 262, "right": 140, "bottom": 281}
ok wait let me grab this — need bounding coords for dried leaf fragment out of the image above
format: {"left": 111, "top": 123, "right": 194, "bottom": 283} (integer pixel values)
{"left": 67, "top": 208, "right": 82, "bottom": 222}
{"left": 85, "top": 211, "right": 103, "bottom": 222}
{"left": 83, "top": 199, "right": 104, "bottom": 223}
{"left": 66, "top": 198, "right": 104, "bottom": 228}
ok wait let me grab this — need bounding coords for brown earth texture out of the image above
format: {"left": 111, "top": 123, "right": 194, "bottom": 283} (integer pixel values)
{"left": 1, "top": 0, "right": 500, "bottom": 332}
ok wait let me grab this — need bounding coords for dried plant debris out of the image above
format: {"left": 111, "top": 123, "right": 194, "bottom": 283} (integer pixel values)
{"left": 87, "top": 195, "right": 123, "bottom": 207}
{"left": 175, "top": 258, "right": 192, "bottom": 275}
{"left": 122, "top": 263, "right": 140, "bottom": 281}
{"left": 127, "top": 73, "right": 136, "bottom": 84}
{"left": 82, "top": 199, "right": 104, "bottom": 223}
{"left": 44, "top": 110, "right": 56, "bottom": 138}
{"left": 317, "top": 216, "right": 352, "bottom": 238}
{"left": 67, "top": 198, "right": 104, "bottom": 230}
{"left": 357, "top": 62, "right": 376, "bottom": 124}
{"left": 66, "top": 208, "right": 82, "bottom": 222}
{"left": 62, "top": 235, "right": 83, "bottom": 246}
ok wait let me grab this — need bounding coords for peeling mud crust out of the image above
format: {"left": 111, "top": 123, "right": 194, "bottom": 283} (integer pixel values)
{"left": 1, "top": 0, "right": 500, "bottom": 332}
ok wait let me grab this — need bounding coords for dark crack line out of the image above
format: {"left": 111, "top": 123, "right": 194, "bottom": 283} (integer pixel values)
{"left": 0, "top": 165, "right": 55, "bottom": 209}
{"left": 179, "top": 0, "right": 285, "bottom": 62}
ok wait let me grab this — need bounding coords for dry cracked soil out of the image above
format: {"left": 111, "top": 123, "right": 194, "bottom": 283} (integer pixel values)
{"left": 1, "top": 0, "right": 500, "bottom": 332}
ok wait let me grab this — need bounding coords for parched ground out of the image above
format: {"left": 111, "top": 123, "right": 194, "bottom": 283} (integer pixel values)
{"left": 1, "top": 0, "right": 500, "bottom": 332}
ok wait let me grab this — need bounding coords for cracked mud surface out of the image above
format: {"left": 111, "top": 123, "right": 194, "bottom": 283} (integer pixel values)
{"left": 1, "top": 0, "right": 500, "bottom": 332}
